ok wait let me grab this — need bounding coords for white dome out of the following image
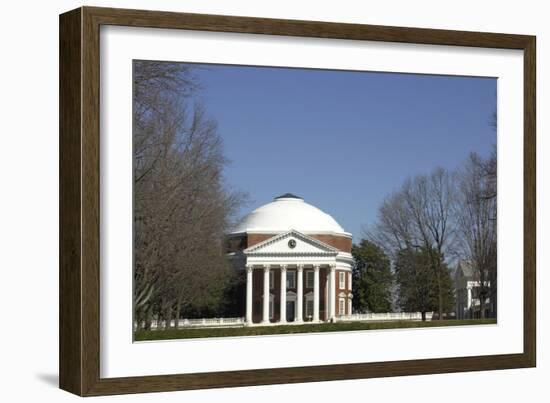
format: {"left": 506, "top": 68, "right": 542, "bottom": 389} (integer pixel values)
{"left": 232, "top": 194, "right": 349, "bottom": 236}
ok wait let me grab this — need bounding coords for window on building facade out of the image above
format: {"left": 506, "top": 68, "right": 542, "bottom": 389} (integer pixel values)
{"left": 339, "top": 272, "right": 345, "bottom": 289}
{"left": 269, "top": 296, "right": 274, "bottom": 319}
{"left": 306, "top": 299, "right": 314, "bottom": 318}
{"left": 339, "top": 298, "right": 346, "bottom": 315}
{"left": 269, "top": 270, "right": 274, "bottom": 289}
{"left": 287, "top": 271, "right": 296, "bottom": 288}
{"left": 305, "top": 270, "right": 314, "bottom": 288}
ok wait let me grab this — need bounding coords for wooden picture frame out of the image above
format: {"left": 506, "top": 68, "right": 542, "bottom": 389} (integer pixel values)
{"left": 59, "top": 6, "right": 536, "bottom": 396}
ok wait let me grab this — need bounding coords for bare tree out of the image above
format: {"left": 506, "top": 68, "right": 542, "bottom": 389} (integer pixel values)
{"left": 368, "top": 168, "right": 456, "bottom": 319}
{"left": 132, "top": 60, "right": 247, "bottom": 330}
{"left": 484, "top": 147, "right": 497, "bottom": 316}
{"left": 402, "top": 168, "right": 456, "bottom": 319}
{"left": 368, "top": 191, "right": 415, "bottom": 256}
{"left": 454, "top": 153, "right": 497, "bottom": 318}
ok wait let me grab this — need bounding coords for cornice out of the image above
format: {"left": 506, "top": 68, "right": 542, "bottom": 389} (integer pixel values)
{"left": 243, "top": 229, "right": 340, "bottom": 255}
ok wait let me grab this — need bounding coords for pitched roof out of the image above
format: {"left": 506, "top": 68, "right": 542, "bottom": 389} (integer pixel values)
{"left": 457, "top": 261, "right": 474, "bottom": 278}
{"left": 243, "top": 229, "right": 339, "bottom": 255}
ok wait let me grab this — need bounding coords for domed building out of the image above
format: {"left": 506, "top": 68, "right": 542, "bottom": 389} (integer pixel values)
{"left": 226, "top": 194, "right": 354, "bottom": 325}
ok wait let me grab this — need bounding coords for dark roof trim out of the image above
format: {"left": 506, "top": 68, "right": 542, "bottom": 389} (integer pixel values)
{"left": 274, "top": 193, "right": 302, "bottom": 200}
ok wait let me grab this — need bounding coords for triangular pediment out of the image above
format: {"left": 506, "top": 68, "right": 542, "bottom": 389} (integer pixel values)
{"left": 244, "top": 230, "right": 339, "bottom": 256}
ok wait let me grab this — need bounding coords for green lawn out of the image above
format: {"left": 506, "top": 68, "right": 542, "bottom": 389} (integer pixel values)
{"left": 134, "top": 318, "right": 496, "bottom": 341}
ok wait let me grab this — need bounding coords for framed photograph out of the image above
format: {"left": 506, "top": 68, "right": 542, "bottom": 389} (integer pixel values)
{"left": 59, "top": 6, "right": 536, "bottom": 396}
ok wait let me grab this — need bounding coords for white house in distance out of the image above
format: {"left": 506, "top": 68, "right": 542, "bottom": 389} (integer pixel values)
{"left": 455, "top": 261, "right": 492, "bottom": 319}
{"left": 226, "top": 194, "right": 354, "bottom": 325}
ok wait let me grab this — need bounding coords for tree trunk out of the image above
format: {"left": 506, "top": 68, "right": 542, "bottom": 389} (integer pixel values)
{"left": 489, "top": 263, "right": 497, "bottom": 319}
{"left": 144, "top": 306, "right": 152, "bottom": 330}
{"left": 162, "top": 299, "right": 172, "bottom": 329}
{"left": 432, "top": 252, "right": 444, "bottom": 320}
{"left": 438, "top": 279, "right": 443, "bottom": 320}
{"left": 479, "top": 291, "right": 486, "bottom": 319}
{"left": 168, "top": 305, "right": 174, "bottom": 329}
{"left": 174, "top": 297, "right": 182, "bottom": 329}
{"left": 421, "top": 311, "right": 426, "bottom": 321}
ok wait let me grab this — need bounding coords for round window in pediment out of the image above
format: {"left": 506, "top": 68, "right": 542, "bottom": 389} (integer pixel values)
{"left": 288, "top": 239, "right": 297, "bottom": 249}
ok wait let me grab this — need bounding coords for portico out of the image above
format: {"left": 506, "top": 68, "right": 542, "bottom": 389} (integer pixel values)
{"left": 241, "top": 229, "right": 350, "bottom": 325}
{"left": 245, "top": 263, "right": 338, "bottom": 324}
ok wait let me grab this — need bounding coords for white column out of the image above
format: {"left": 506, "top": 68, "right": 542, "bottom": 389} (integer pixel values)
{"left": 313, "top": 265, "right": 320, "bottom": 322}
{"left": 262, "top": 265, "right": 270, "bottom": 324}
{"left": 329, "top": 264, "right": 336, "bottom": 320}
{"left": 296, "top": 265, "right": 303, "bottom": 323}
{"left": 245, "top": 265, "right": 253, "bottom": 324}
{"left": 325, "top": 271, "right": 330, "bottom": 322}
{"left": 456, "top": 290, "right": 463, "bottom": 319}
{"left": 280, "top": 265, "right": 287, "bottom": 323}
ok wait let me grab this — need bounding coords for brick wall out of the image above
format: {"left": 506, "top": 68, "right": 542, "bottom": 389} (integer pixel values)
{"left": 245, "top": 233, "right": 351, "bottom": 253}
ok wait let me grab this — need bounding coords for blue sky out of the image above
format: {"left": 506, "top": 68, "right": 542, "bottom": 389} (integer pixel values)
{"left": 188, "top": 63, "right": 496, "bottom": 242}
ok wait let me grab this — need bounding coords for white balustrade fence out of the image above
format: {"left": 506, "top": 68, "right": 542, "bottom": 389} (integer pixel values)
{"left": 335, "top": 312, "right": 433, "bottom": 322}
{"left": 141, "top": 317, "right": 246, "bottom": 330}
{"left": 136, "top": 312, "right": 433, "bottom": 331}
